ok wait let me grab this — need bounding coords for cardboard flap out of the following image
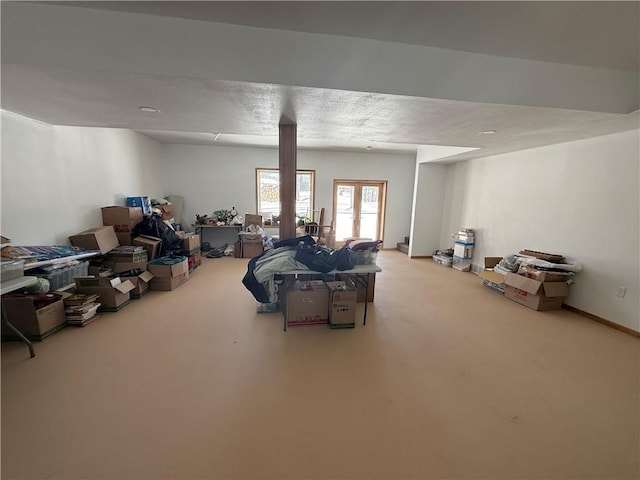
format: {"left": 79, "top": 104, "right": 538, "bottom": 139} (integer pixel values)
{"left": 505, "top": 273, "right": 542, "bottom": 294}
{"left": 542, "top": 281, "right": 569, "bottom": 297}
{"left": 137, "top": 235, "right": 161, "bottom": 242}
{"left": 114, "top": 280, "right": 135, "bottom": 294}
{"left": 139, "top": 271, "right": 154, "bottom": 282}
{"left": 484, "top": 257, "right": 503, "bottom": 269}
{"left": 478, "top": 270, "right": 505, "bottom": 284}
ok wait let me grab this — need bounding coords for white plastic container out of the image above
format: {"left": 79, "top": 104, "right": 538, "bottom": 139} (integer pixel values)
{"left": 453, "top": 242, "right": 474, "bottom": 259}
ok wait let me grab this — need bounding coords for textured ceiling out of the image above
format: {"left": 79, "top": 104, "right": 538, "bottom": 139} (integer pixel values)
{"left": 54, "top": 1, "right": 640, "bottom": 71}
{"left": 2, "top": 1, "right": 639, "bottom": 161}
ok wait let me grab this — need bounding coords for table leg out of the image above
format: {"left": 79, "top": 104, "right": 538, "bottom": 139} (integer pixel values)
{"left": 363, "top": 273, "right": 369, "bottom": 325}
{"left": 2, "top": 313, "right": 35, "bottom": 358}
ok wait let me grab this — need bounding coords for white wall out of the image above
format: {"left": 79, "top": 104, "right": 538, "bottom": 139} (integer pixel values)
{"left": 158, "top": 144, "right": 415, "bottom": 248}
{"left": 440, "top": 130, "right": 640, "bottom": 331}
{"left": 409, "top": 160, "right": 448, "bottom": 256}
{"left": 1, "top": 111, "right": 163, "bottom": 245}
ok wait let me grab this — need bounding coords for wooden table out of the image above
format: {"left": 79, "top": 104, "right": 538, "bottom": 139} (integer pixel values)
{"left": 193, "top": 224, "right": 243, "bottom": 248}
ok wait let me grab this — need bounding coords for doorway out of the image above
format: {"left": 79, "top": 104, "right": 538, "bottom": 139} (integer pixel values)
{"left": 332, "top": 180, "right": 387, "bottom": 245}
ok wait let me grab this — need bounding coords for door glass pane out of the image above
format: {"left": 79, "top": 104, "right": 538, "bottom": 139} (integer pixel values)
{"left": 359, "top": 186, "right": 379, "bottom": 239}
{"left": 335, "top": 185, "right": 355, "bottom": 241}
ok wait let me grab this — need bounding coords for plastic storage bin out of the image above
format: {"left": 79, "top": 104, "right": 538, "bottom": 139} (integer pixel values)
{"left": 32, "top": 261, "right": 89, "bottom": 291}
{"left": 1, "top": 259, "right": 25, "bottom": 282}
{"left": 348, "top": 250, "right": 378, "bottom": 265}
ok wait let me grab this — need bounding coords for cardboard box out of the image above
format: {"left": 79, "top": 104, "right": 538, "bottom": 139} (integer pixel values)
{"left": 244, "top": 214, "right": 263, "bottom": 228}
{"left": 74, "top": 277, "right": 135, "bottom": 311}
{"left": 147, "top": 257, "right": 189, "bottom": 278}
{"left": 338, "top": 273, "right": 375, "bottom": 303}
{"left": 103, "top": 259, "right": 148, "bottom": 274}
{"left": 156, "top": 204, "right": 172, "bottom": 220}
{"left": 286, "top": 280, "right": 329, "bottom": 326}
{"left": 242, "top": 243, "right": 264, "bottom": 259}
{"left": 478, "top": 257, "right": 506, "bottom": 285}
{"left": 517, "top": 265, "right": 573, "bottom": 282}
{"left": 88, "top": 265, "right": 113, "bottom": 277}
{"left": 132, "top": 235, "right": 162, "bottom": 260}
{"left": 1, "top": 292, "right": 68, "bottom": 340}
{"left": 149, "top": 272, "right": 189, "bottom": 291}
{"left": 241, "top": 234, "right": 264, "bottom": 258}
{"left": 187, "top": 251, "right": 201, "bottom": 271}
{"left": 105, "top": 248, "right": 148, "bottom": 263}
{"left": 504, "top": 272, "right": 569, "bottom": 311}
{"left": 181, "top": 234, "right": 200, "bottom": 254}
{"left": 101, "top": 206, "right": 144, "bottom": 233}
{"left": 69, "top": 226, "right": 120, "bottom": 254}
{"left": 116, "top": 233, "right": 135, "bottom": 246}
{"left": 126, "top": 196, "right": 151, "bottom": 215}
{"left": 326, "top": 281, "right": 357, "bottom": 328}
{"left": 123, "top": 271, "right": 154, "bottom": 298}
{"left": 103, "top": 247, "right": 148, "bottom": 274}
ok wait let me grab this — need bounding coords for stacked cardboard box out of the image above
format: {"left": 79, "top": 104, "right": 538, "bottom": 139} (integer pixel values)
{"left": 103, "top": 246, "right": 148, "bottom": 273}
{"left": 285, "top": 280, "right": 328, "bottom": 327}
{"left": 74, "top": 276, "right": 135, "bottom": 312}
{"left": 147, "top": 256, "right": 190, "bottom": 291}
{"left": 69, "top": 226, "right": 120, "bottom": 255}
{"left": 326, "top": 281, "right": 357, "bottom": 329}
{"left": 338, "top": 273, "right": 376, "bottom": 303}
{"left": 179, "top": 233, "right": 201, "bottom": 272}
{"left": 118, "top": 270, "right": 154, "bottom": 298}
{"left": 502, "top": 251, "right": 573, "bottom": 311}
{"left": 1, "top": 292, "right": 69, "bottom": 340}
{"left": 132, "top": 235, "right": 161, "bottom": 261}
{"left": 101, "top": 206, "right": 144, "bottom": 246}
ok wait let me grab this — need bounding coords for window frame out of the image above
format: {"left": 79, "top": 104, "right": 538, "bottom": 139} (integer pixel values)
{"left": 255, "top": 168, "right": 316, "bottom": 221}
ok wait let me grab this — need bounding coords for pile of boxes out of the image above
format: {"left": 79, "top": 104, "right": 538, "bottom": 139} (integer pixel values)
{"left": 1, "top": 201, "right": 202, "bottom": 341}
{"left": 478, "top": 250, "right": 574, "bottom": 311}
{"left": 284, "top": 278, "right": 369, "bottom": 329}
{"left": 147, "top": 256, "right": 190, "bottom": 291}
{"left": 237, "top": 214, "right": 265, "bottom": 259}
{"left": 178, "top": 232, "right": 201, "bottom": 272}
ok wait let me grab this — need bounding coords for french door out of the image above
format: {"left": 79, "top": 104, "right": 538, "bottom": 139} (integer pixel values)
{"left": 333, "top": 180, "right": 387, "bottom": 244}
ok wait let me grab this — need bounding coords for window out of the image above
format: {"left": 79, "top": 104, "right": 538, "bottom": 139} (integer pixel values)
{"left": 256, "top": 168, "right": 315, "bottom": 221}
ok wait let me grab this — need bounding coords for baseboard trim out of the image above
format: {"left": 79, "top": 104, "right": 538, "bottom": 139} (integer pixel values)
{"left": 409, "top": 255, "right": 432, "bottom": 259}
{"left": 563, "top": 304, "right": 640, "bottom": 338}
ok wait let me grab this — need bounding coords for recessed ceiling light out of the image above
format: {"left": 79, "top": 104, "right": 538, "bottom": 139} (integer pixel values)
{"left": 138, "top": 106, "right": 161, "bottom": 113}
{"left": 479, "top": 130, "right": 497, "bottom": 135}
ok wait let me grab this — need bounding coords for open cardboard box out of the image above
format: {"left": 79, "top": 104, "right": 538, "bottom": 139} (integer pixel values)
{"left": 504, "top": 272, "right": 569, "bottom": 311}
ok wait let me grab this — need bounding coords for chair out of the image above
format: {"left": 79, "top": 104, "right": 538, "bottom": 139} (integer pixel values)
{"left": 305, "top": 208, "right": 333, "bottom": 244}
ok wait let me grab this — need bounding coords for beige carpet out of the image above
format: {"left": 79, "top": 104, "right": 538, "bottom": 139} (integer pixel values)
{"left": 2, "top": 250, "right": 638, "bottom": 479}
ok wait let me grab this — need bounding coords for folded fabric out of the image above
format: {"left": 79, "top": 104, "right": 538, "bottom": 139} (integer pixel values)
{"left": 346, "top": 239, "right": 382, "bottom": 251}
